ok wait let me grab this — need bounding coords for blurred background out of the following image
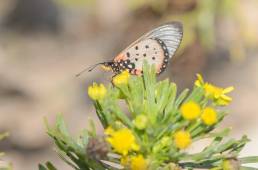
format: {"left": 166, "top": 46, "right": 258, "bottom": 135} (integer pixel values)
{"left": 0, "top": 0, "right": 257, "bottom": 169}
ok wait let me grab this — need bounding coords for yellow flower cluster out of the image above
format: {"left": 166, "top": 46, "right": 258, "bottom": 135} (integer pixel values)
{"left": 201, "top": 107, "right": 217, "bottom": 125}
{"left": 174, "top": 130, "right": 192, "bottom": 149}
{"left": 121, "top": 154, "right": 148, "bottom": 170}
{"left": 112, "top": 70, "right": 130, "bottom": 86}
{"left": 180, "top": 101, "right": 218, "bottom": 126}
{"left": 195, "top": 74, "right": 234, "bottom": 106}
{"left": 176, "top": 102, "right": 218, "bottom": 149}
{"left": 130, "top": 155, "right": 148, "bottom": 170}
{"left": 88, "top": 83, "right": 107, "bottom": 100}
{"left": 180, "top": 101, "right": 201, "bottom": 120}
{"left": 105, "top": 127, "right": 139, "bottom": 156}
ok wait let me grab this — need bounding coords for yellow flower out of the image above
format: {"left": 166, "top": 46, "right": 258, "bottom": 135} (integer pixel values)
{"left": 195, "top": 74, "right": 234, "bottom": 106}
{"left": 130, "top": 155, "right": 148, "bottom": 170}
{"left": 88, "top": 83, "right": 107, "bottom": 100}
{"left": 120, "top": 156, "right": 130, "bottom": 167}
{"left": 105, "top": 128, "right": 139, "bottom": 155}
{"left": 205, "top": 84, "right": 234, "bottom": 106}
{"left": 201, "top": 107, "right": 218, "bottom": 125}
{"left": 195, "top": 73, "right": 205, "bottom": 87}
{"left": 180, "top": 101, "right": 201, "bottom": 120}
{"left": 174, "top": 130, "right": 192, "bottom": 149}
{"left": 112, "top": 70, "right": 130, "bottom": 86}
{"left": 133, "top": 115, "right": 148, "bottom": 130}
{"left": 120, "top": 155, "right": 148, "bottom": 170}
{"left": 104, "top": 126, "right": 115, "bottom": 135}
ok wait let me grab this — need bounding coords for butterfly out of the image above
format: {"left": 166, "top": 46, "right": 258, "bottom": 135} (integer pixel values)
{"left": 76, "top": 21, "right": 183, "bottom": 77}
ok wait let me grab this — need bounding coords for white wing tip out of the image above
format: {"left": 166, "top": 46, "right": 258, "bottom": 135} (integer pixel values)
{"left": 165, "top": 21, "right": 183, "bottom": 33}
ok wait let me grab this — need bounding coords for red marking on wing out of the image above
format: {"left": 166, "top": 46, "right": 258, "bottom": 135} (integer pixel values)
{"left": 114, "top": 53, "right": 126, "bottom": 62}
{"left": 156, "top": 63, "right": 163, "bottom": 73}
{"left": 135, "top": 69, "right": 142, "bottom": 75}
{"left": 130, "top": 69, "right": 142, "bottom": 75}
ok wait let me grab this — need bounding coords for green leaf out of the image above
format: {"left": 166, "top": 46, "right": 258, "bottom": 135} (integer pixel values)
{"left": 240, "top": 166, "right": 258, "bottom": 170}
{"left": 208, "top": 128, "right": 231, "bottom": 138}
{"left": 183, "top": 136, "right": 223, "bottom": 161}
{"left": 55, "top": 149, "right": 79, "bottom": 169}
{"left": 156, "top": 79, "right": 172, "bottom": 115}
{"left": 230, "top": 135, "right": 250, "bottom": 154}
{"left": 44, "top": 115, "right": 107, "bottom": 170}
{"left": 87, "top": 118, "right": 96, "bottom": 137}
{"left": 38, "top": 164, "right": 48, "bottom": 170}
{"left": 77, "top": 129, "right": 89, "bottom": 148}
{"left": 127, "top": 76, "right": 145, "bottom": 116}
{"left": 216, "top": 138, "right": 236, "bottom": 153}
{"left": 38, "top": 162, "right": 57, "bottom": 170}
{"left": 184, "top": 87, "right": 204, "bottom": 103}
{"left": 175, "top": 89, "right": 190, "bottom": 108}
{"left": 94, "top": 102, "right": 109, "bottom": 128}
{"left": 143, "top": 62, "right": 157, "bottom": 110}
{"left": 111, "top": 105, "right": 133, "bottom": 128}
{"left": 240, "top": 156, "right": 258, "bottom": 164}
{"left": 164, "top": 83, "right": 177, "bottom": 111}
{"left": 46, "top": 162, "right": 58, "bottom": 170}
{"left": 156, "top": 121, "right": 188, "bottom": 140}
{"left": 56, "top": 114, "right": 69, "bottom": 136}
{"left": 162, "top": 83, "right": 177, "bottom": 123}
{"left": 193, "top": 128, "right": 231, "bottom": 141}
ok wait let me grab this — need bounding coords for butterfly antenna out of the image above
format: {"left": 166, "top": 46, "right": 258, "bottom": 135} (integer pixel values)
{"left": 76, "top": 62, "right": 105, "bottom": 77}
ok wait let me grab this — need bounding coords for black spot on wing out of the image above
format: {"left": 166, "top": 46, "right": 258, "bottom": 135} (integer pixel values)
{"left": 154, "top": 38, "right": 170, "bottom": 74}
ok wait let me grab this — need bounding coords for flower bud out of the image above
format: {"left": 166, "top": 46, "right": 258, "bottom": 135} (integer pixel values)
{"left": 133, "top": 115, "right": 148, "bottom": 130}
{"left": 112, "top": 70, "right": 130, "bottom": 86}
{"left": 88, "top": 83, "right": 107, "bottom": 100}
